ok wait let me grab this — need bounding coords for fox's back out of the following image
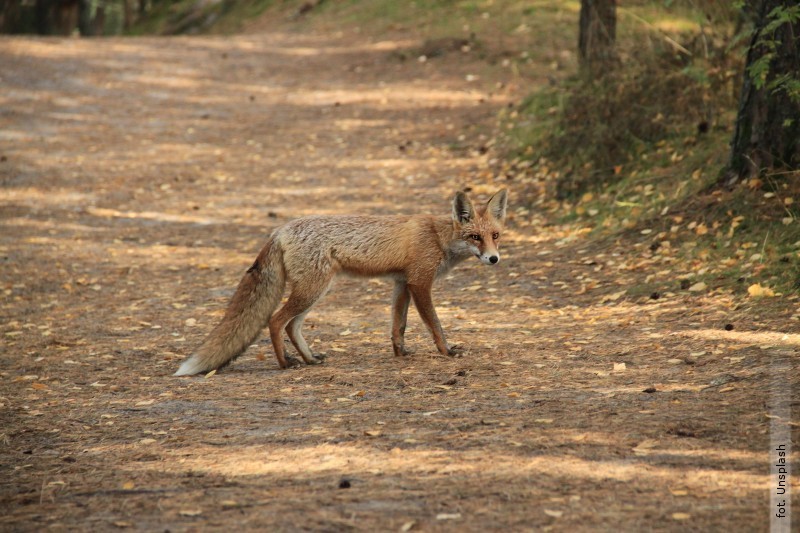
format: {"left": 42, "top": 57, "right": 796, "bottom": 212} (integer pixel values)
{"left": 275, "top": 214, "right": 448, "bottom": 277}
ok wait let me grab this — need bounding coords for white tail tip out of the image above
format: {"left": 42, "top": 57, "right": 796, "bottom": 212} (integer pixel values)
{"left": 174, "top": 356, "right": 205, "bottom": 376}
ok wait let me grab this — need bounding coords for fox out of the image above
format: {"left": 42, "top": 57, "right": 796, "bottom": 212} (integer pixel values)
{"left": 174, "top": 189, "right": 508, "bottom": 375}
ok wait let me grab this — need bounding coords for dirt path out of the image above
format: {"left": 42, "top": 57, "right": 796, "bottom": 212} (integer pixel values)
{"left": 1, "top": 30, "right": 797, "bottom": 531}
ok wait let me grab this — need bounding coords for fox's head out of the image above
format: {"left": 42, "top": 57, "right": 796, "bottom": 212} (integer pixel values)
{"left": 452, "top": 189, "right": 508, "bottom": 265}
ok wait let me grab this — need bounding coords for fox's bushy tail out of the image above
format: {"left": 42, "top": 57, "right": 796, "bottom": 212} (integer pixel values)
{"left": 174, "top": 238, "right": 285, "bottom": 376}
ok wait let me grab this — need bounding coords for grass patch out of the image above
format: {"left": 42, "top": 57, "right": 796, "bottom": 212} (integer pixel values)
{"left": 128, "top": 0, "right": 280, "bottom": 35}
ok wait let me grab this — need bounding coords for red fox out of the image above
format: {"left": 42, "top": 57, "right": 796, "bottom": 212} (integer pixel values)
{"left": 174, "top": 189, "right": 508, "bottom": 375}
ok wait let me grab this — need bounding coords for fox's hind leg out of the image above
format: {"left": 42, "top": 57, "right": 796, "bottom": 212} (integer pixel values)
{"left": 286, "top": 311, "right": 326, "bottom": 364}
{"left": 269, "top": 276, "right": 332, "bottom": 369}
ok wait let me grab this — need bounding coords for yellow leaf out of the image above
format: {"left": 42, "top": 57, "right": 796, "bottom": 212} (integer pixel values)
{"left": 688, "top": 282, "right": 706, "bottom": 292}
{"left": 747, "top": 283, "right": 775, "bottom": 297}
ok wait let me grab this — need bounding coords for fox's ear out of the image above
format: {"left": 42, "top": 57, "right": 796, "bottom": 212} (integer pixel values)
{"left": 486, "top": 189, "right": 508, "bottom": 223}
{"left": 452, "top": 191, "right": 475, "bottom": 224}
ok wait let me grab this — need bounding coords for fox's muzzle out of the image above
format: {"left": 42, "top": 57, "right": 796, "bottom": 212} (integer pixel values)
{"left": 479, "top": 253, "right": 500, "bottom": 265}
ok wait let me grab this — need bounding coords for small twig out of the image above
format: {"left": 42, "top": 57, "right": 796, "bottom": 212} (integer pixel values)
{"left": 69, "top": 488, "right": 178, "bottom": 498}
{"left": 619, "top": 8, "right": 693, "bottom": 56}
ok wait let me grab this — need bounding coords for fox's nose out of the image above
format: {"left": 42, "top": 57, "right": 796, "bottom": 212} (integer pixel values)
{"left": 489, "top": 255, "right": 499, "bottom": 264}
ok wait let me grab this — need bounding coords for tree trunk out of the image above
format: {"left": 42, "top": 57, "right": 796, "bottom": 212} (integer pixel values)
{"left": 78, "top": 0, "right": 92, "bottom": 35}
{"left": 724, "top": 0, "right": 800, "bottom": 185}
{"left": 36, "top": 0, "right": 51, "bottom": 34}
{"left": 579, "top": 0, "right": 617, "bottom": 72}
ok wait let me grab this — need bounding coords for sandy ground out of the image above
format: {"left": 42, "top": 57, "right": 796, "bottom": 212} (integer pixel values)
{"left": 1, "top": 28, "right": 798, "bottom": 532}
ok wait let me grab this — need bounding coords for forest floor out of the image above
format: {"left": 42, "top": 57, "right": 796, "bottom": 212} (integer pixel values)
{"left": 1, "top": 22, "right": 798, "bottom": 532}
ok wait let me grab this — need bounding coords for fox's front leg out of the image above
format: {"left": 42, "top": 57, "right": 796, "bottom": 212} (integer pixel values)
{"left": 391, "top": 281, "right": 411, "bottom": 356}
{"left": 407, "top": 283, "right": 461, "bottom": 357}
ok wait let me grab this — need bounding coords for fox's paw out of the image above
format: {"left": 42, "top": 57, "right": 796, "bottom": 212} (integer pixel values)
{"left": 306, "top": 353, "right": 326, "bottom": 365}
{"left": 446, "top": 344, "right": 464, "bottom": 357}
{"left": 283, "top": 355, "right": 302, "bottom": 368}
{"left": 393, "top": 346, "right": 413, "bottom": 357}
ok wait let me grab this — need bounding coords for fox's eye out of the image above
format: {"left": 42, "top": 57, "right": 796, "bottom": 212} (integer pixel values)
{"left": 493, "top": 233, "right": 500, "bottom": 240}
{"left": 470, "top": 234, "right": 481, "bottom": 241}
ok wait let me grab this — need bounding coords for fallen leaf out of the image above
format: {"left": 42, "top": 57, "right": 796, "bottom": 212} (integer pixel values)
{"left": 435, "top": 513, "right": 462, "bottom": 520}
{"left": 544, "top": 509, "right": 564, "bottom": 518}
{"left": 179, "top": 509, "right": 202, "bottom": 517}
{"left": 747, "top": 283, "right": 775, "bottom": 297}
{"left": 672, "top": 512, "right": 691, "bottom": 520}
{"left": 688, "top": 282, "right": 706, "bottom": 292}
{"left": 602, "top": 290, "right": 626, "bottom": 303}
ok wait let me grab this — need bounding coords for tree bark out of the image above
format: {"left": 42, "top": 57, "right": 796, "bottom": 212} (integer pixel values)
{"left": 724, "top": 0, "right": 800, "bottom": 185}
{"left": 579, "top": 0, "right": 617, "bottom": 72}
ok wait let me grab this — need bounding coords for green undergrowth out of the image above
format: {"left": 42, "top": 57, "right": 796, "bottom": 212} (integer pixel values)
{"left": 128, "top": 0, "right": 278, "bottom": 35}
{"left": 501, "top": 3, "right": 800, "bottom": 296}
